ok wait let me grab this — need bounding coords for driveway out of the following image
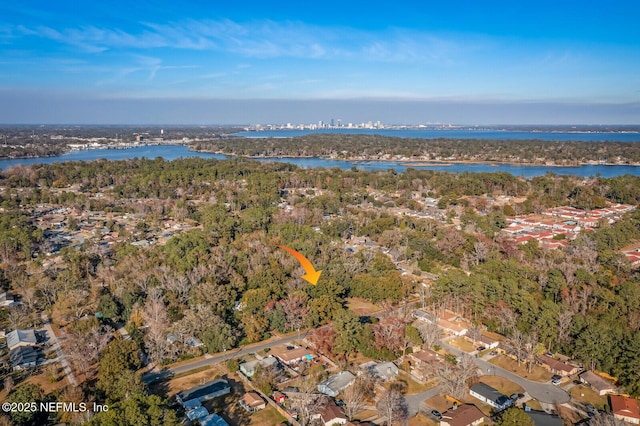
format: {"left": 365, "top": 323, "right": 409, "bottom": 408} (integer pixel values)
{"left": 440, "top": 341, "right": 570, "bottom": 404}
{"left": 41, "top": 313, "right": 77, "bottom": 386}
{"left": 405, "top": 386, "right": 441, "bottom": 417}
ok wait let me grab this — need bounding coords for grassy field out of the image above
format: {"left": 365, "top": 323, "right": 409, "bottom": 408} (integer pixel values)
{"left": 447, "top": 336, "right": 476, "bottom": 353}
{"left": 385, "top": 371, "right": 436, "bottom": 394}
{"left": 242, "top": 406, "right": 287, "bottom": 425}
{"left": 151, "top": 365, "right": 223, "bottom": 399}
{"left": 347, "top": 297, "right": 382, "bottom": 316}
{"left": 570, "top": 385, "right": 609, "bottom": 410}
{"left": 479, "top": 375, "right": 525, "bottom": 396}
{"left": 489, "top": 355, "right": 553, "bottom": 382}
{"left": 23, "top": 363, "right": 70, "bottom": 394}
{"left": 524, "top": 399, "right": 543, "bottom": 411}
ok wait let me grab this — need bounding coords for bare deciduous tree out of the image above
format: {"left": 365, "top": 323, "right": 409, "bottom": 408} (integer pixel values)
{"left": 342, "top": 376, "right": 374, "bottom": 420}
{"left": 435, "top": 355, "right": 478, "bottom": 400}
{"left": 507, "top": 329, "right": 527, "bottom": 364}
{"left": 373, "top": 316, "right": 407, "bottom": 353}
{"left": 288, "top": 376, "right": 325, "bottom": 426}
{"left": 281, "top": 295, "right": 309, "bottom": 338}
{"left": 3, "top": 376, "right": 14, "bottom": 394}
{"left": 142, "top": 287, "right": 172, "bottom": 365}
{"left": 416, "top": 320, "right": 442, "bottom": 349}
{"left": 587, "top": 412, "right": 627, "bottom": 426}
{"left": 558, "top": 309, "right": 574, "bottom": 345}
{"left": 66, "top": 323, "right": 112, "bottom": 378}
{"left": 376, "top": 389, "right": 408, "bottom": 426}
{"left": 495, "top": 304, "right": 518, "bottom": 335}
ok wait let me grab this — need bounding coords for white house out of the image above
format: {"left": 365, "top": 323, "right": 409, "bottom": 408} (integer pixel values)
{"left": 318, "top": 371, "right": 356, "bottom": 397}
{"left": 469, "top": 383, "right": 511, "bottom": 411}
{"left": 6, "top": 329, "right": 37, "bottom": 351}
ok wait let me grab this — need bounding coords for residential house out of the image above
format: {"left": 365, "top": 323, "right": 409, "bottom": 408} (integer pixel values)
{"left": 610, "top": 395, "right": 640, "bottom": 425}
{"left": 318, "top": 371, "right": 356, "bottom": 397}
{"left": 413, "top": 309, "right": 437, "bottom": 323}
{"left": 241, "top": 392, "right": 266, "bottom": 411}
{"left": 176, "top": 379, "right": 230, "bottom": 409}
{"left": 270, "top": 345, "right": 315, "bottom": 365}
{"left": 579, "top": 371, "right": 616, "bottom": 396}
{"left": 469, "top": 383, "right": 511, "bottom": 411}
{"left": 6, "top": 329, "right": 37, "bottom": 351}
{"left": 438, "top": 310, "right": 469, "bottom": 336}
{"left": 408, "top": 349, "right": 443, "bottom": 381}
{"left": 525, "top": 410, "right": 563, "bottom": 426}
{"left": 9, "top": 346, "right": 38, "bottom": 370}
{"left": 412, "top": 309, "right": 469, "bottom": 336}
{"left": 186, "top": 406, "right": 209, "bottom": 421}
{"left": 198, "top": 413, "right": 229, "bottom": 426}
{"left": 535, "top": 354, "right": 579, "bottom": 376}
{"left": 239, "top": 356, "right": 280, "bottom": 377}
{"left": 316, "top": 399, "right": 348, "bottom": 426}
{"left": 359, "top": 361, "right": 399, "bottom": 381}
{"left": 439, "top": 404, "right": 485, "bottom": 426}
{"left": 0, "top": 292, "right": 18, "bottom": 307}
{"left": 478, "top": 332, "right": 501, "bottom": 349}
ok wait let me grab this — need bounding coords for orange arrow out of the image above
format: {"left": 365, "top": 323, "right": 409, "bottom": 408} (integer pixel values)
{"left": 279, "top": 245, "right": 322, "bottom": 285}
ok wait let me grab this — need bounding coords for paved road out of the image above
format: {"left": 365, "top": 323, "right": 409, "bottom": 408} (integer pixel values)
{"left": 143, "top": 332, "right": 308, "bottom": 384}
{"left": 440, "top": 341, "right": 570, "bottom": 404}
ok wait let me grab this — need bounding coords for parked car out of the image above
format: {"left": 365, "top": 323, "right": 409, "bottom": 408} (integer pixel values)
{"left": 477, "top": 346, "right": 486, "bottom": 351}
{"left": 551, "top": 375, "right": 562, "bottom": 385}
{"left": 489, "top": 350, "right": 498, "bottom": 356}
{"left": 431, "top": 410, "right": 442, "bottom": 420}
{"left": 510, "top": 393, "right": 525, "bottom": 400}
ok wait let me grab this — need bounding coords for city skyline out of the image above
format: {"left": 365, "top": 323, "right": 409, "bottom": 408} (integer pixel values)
{"left": 1, "top": 1, "right": 639, "bottom": 124}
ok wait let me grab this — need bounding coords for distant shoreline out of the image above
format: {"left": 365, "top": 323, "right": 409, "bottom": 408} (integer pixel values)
{"left": 191, "top": 148, "right": 640, "bottom": 168}
{"left": 2, "top": 144, "right": 640, "bottom": 169}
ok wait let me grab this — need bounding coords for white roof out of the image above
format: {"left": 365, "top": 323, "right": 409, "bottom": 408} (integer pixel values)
{"left": 6, "top": 329, "right": 37, "bottom": 349}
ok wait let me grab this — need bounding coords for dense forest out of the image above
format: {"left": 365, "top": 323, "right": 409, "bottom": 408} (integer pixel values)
{"left": 192, "top": 134, "right": 640, "bottom": 165}
{"left": 0, "top": 158, "right": 639, "bottom": 424}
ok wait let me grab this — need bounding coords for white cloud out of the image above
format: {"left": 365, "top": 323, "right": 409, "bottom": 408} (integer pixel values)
{"left": 10, "top": 18, "right": 469, "bottom": 65}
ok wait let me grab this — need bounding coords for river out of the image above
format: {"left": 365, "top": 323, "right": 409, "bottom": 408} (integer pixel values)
{"left": 235, "top": 128, "right": 640, "bottom": 142}
{"left": 1, "top": 144, "right": 639, "bottom": 178}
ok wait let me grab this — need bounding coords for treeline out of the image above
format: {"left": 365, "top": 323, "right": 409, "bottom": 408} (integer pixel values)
{"left": 192, "top": 133, "right": 640, "bottom": 164}
{"left": 431, "top": 210, "right": 640, "bottom": 396}
{"left": 0, "top": 144, "right": 66, "bottom": 159}
{"left": 0, "top": 157, "right": 639, "bottom": 426}
{"left": 4, "top": 158, "right": 640, "bottom": 208}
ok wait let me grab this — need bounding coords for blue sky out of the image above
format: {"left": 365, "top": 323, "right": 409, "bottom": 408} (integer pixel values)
{"left": 1, "top": 1, "right": 639, "bottom": 124}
